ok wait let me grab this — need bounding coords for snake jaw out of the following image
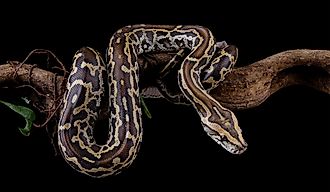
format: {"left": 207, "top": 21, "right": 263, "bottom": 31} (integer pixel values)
{"left": 218, "top": 138, "right": 247, "bottom": 155}
{"left": 211, "top": 133, "right": 247, "bottom": 155}
{"left": 203, "top": 125, "right": 248, "bottom": 155}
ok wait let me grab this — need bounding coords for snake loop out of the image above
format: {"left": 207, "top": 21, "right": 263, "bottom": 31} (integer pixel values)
{"left": 58, "top": 25, "right": 247, "bottom": 177}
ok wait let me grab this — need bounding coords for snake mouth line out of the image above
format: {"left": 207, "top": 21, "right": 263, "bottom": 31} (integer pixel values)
{"left": 205, "top": 128, "right": 247, "bottom": 155}
{"left": 214, "top": 136, "right": 247, "bottom": 155}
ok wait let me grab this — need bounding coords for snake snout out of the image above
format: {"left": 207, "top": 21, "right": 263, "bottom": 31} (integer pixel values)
{"left": 236, "top": 142, "right": 248, "bottom": 154}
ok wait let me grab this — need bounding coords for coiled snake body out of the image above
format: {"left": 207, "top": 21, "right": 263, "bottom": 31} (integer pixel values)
{"left": 58, "top": 25, "right": 247, "bottom": 177}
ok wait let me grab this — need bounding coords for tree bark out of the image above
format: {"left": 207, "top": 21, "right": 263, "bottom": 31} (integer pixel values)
{"left": 0, "top": 49, "right": 329, "bottom": 123}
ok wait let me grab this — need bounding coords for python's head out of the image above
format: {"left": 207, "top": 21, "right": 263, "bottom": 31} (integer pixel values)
{"left": 200, "top": 106, "right": 247, "bottom": 155}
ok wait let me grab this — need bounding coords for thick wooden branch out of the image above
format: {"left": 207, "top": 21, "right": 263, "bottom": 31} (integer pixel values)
{"left": 141, "top": 49, "right": 330, "bottom": 109}
{"left": 210, "top": 49, "right": 330, "bottom": 109}
{"left": 0, "top": 49, "right": 329, "bottom": 121}
{"left": 0, "top": 63, "right": 65, "bottom": 111}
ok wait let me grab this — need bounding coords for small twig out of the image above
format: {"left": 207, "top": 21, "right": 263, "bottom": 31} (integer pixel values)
{"left": 27, "top": 64, "right": 37, "bottom": 85}
{"left": 21, "top": 49, "right": 68, "bottom": 75}
{"left": 33, "top": 99, "right": 62, "bottom": 128}
{"left": 16, "top": 84, "right": 47, "bottom": 97}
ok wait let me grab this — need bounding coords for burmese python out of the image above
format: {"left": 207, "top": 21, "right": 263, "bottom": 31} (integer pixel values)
{"left": 58, "top": 25, "right": 248, "bottom": 177}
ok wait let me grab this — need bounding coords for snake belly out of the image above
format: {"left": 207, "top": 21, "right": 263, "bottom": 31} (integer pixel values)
{"left": 58, "top": 25, "right": 247, "bottom": 178}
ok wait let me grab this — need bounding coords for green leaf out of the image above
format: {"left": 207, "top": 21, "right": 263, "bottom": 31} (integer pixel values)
{"left": 141, "top": 97, "right": 152, "bottom": 119}
{"left": 0, "top": 100, "right": 36, "bottom": 136}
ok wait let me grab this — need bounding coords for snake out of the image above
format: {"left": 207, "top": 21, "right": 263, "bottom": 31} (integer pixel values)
{"left": 58, "top": 25, "right": 248, "bottom": 178}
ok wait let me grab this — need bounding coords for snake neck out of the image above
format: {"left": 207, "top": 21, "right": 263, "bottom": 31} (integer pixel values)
{"left": 177, "top": 31, "right": 247, "bottom": 154}
{"left": 179, "top": 61, "right": 247, "bottom": 154}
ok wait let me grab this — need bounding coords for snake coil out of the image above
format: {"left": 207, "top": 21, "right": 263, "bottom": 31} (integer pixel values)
{"left": 58, "top": 25, "right": 247, "bottom": 177}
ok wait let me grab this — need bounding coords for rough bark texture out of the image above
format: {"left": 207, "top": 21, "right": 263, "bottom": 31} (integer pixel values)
{"left": 211, "top": 49, "right": 330, "bottom": 109}
{"left": 0, "top": 49, "right": 328, "bottom": 122}
{"left": 0, "top": 63, "right": 65, "bottom": 111}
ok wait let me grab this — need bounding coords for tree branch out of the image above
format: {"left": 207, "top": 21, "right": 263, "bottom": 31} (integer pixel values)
{"left": 0, "top": 49, "right": 329, "bottom": 125}
{"left": 211, "top": 49, "right": 330, "bottom": 109}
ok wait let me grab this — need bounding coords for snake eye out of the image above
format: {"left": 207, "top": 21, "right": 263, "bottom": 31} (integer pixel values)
{"left": 224, "top": 122, "right": 232, "bottom": 129}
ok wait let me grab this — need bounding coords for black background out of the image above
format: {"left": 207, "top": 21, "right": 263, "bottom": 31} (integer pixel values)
{"left": 0, "top": 1, "right": 329, "bottom": 190}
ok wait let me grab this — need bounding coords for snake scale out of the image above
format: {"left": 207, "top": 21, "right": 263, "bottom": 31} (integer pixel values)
{"left": 58, "top": 25, "right": 248, "bottom": 177}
